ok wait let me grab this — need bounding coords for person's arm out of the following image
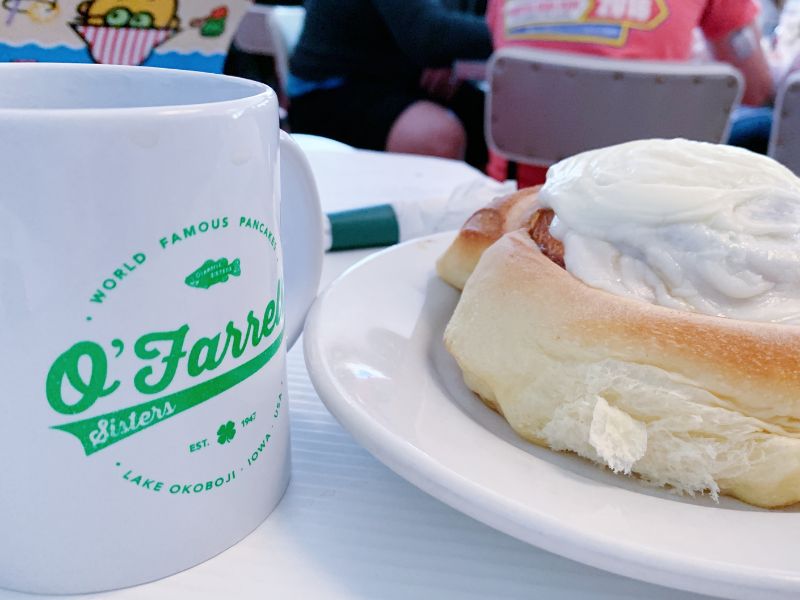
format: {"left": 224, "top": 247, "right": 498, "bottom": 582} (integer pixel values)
{"left": 371, "top": 0, "right": 493, "bottom": 68}
{"left": 709, "top": 24, "right": 774, "bottom": 106}
{"left": 701, "top": 1, "right": 774, "bottom": 106}
{"left": 486, "top": 0, "right": 502, "bottom": 48}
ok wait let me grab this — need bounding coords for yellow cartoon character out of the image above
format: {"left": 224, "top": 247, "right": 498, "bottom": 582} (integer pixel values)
{"left": 2, "top": 0, "right": 59, "bottom": 24}
{"left": 71, "top": 0, "right": 181, "bottom": 65}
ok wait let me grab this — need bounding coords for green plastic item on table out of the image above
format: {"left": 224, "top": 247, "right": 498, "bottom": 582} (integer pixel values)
{"left": 327, "top": 204, "right": 400, "bottom": 251}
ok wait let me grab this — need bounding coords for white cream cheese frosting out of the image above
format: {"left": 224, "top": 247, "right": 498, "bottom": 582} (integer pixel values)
{"left": 537, "top": 138, "right": 800, "bottom": 324}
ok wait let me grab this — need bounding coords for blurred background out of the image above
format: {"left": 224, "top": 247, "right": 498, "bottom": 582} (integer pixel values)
{"left": 4, "top": 0, "right": 800, "bottom": 180}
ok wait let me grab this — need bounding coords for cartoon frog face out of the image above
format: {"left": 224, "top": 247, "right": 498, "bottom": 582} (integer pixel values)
{"left": 76, "top": 0, "right": 179, "bottom": 29}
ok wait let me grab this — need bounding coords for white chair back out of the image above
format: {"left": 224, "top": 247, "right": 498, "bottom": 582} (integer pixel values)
{"left": 487, "top": 47, "right": 744, "bottom": 166}
{"left": 234, "top": 5, "right": 306, "bottom": 102}
{"left": 769, "top": 71, "right": 800, "bottom": 174}
{"left": 273, "top": 6, "right": 306, "bottom": 56}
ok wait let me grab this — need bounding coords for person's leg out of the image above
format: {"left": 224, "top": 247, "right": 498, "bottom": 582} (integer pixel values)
{"left": 444, "top": 81, "right": 488, "bottom": 170}
{"left": 290, "top": 79, "right": 474, "bottom": 160}
{"left": 287, "top": 86, "right": 367, "bottom": 145}
{"left": 386, "top": 100, "right": 467, "bottom": 158}
{"left": 486, "top": 149, "right": 508, "bottom": 181}
{"left": 291, "top": 80, "right": 460, "bottom": 155}
{"left": 727, "top": 106, "right": 773, "bottom": 154}
{"left": 516, "top": 164, "right": 548, "bottom": 187}
{"left": 487, "top": 150, "right": 548, "bottom": 187}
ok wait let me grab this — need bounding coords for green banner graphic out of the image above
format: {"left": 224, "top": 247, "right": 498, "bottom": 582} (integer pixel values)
{"left": 53, "top": 330, "right": 284, "bottom": 456}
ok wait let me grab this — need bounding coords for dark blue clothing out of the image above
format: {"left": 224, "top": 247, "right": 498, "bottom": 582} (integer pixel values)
{"left": 727, "top": 106, "right": 773, "bottom": 155}
{"left": 289, "top": 0, "right": 492, "bottom": 85}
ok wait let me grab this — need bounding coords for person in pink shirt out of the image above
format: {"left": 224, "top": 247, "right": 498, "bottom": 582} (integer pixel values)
{"left": 486, "top": 0, "right": 775, "bottom": 186}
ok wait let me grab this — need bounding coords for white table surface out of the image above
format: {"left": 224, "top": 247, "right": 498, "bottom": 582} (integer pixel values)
{"left": 0, "top": 148, "right": 714, "bottom": 600}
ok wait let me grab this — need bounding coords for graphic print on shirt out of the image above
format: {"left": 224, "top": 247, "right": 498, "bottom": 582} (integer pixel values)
{"left": 503, "top": 0, "right": 669, "bottom": 46}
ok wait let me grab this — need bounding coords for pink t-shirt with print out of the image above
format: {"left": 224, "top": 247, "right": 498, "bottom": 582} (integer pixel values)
{"left": 485, "top": 0, "right": 759, "bottom": 186}
{"left": 487, "top": 0, "right": 759, "bottom": 58}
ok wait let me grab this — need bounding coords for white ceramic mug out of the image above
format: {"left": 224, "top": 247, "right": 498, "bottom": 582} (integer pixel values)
{"left": 0, "top": 64, "right": 323, "bottom": 593}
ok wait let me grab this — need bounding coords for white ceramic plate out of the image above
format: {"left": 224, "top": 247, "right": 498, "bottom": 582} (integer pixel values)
{"left": 303, "top": 233, "right": 800, "bottom": 600}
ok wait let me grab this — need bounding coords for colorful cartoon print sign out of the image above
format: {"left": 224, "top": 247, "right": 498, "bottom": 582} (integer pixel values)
{"left": 0, "top": 0, "right": 249, "bottom": 72}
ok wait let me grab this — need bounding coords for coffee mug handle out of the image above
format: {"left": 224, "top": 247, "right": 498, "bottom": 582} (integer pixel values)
{"left": 279, "top": 130, "right": 324, "bottom": 348}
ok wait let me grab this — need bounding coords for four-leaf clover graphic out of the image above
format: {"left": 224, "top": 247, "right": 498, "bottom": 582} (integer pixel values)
{"left": 217, "top": 420, "right": 236, "bottom": 445}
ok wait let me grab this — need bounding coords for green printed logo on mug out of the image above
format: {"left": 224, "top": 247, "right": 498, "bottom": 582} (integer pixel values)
{"left": 48, "top": 280, "right": 283, "bottom": 455}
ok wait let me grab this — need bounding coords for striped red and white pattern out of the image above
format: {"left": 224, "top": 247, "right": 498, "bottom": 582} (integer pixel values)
{"left": 71, "top": 25, "right": 176, "bottom": 66}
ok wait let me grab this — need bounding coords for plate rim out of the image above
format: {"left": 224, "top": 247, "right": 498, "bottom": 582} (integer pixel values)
{"left": 304, "top": 232, "right": 800, "bottom": 600}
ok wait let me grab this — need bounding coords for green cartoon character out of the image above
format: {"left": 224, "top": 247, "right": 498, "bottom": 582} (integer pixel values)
{"left": 190, "top": 5, "right": 227, "bottom": 37}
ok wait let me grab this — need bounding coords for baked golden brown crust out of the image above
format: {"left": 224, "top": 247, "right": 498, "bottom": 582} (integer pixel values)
{"left": 436, "top": 186, "right": 541, "bottom": 290}
{"left": 477, "top": 232, "right": 800, "bottom": 427}
{"left": 440, "top": 192, "right": 800, "bottom": 508}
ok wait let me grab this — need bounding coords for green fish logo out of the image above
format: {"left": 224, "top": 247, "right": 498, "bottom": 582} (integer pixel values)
{"left": 185, "top": 258, "right": 241, "bottom": 290}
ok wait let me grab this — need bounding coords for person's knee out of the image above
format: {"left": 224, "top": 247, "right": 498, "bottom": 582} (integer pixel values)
{"left": 387, "top": 101, "right": 466, "bottom": 159}
{"left": 425, "top": 113, "right": 466, "bottom": 158}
